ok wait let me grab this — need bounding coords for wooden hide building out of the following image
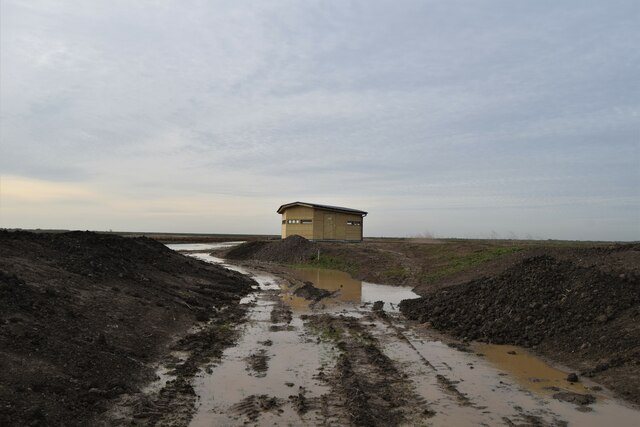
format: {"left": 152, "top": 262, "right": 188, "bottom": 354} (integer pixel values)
{"left": 277, "top": 202, "right": 368, "bottom": 241}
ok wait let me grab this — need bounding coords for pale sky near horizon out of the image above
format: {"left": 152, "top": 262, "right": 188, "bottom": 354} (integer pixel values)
{"left": 1, "top": 0, "right": 639, "bottom": 241}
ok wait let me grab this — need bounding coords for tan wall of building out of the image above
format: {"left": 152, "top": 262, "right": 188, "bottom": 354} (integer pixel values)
{"left": 282, "top": 206, "right": 363, "bottom": 241}
{"left": 281, "top": 206, "right": 314, "bottom": 239}
{"left": 312, "top": 209, "right": 324, "bottom": 240}
{"left": 332, "top": 212, "right": 363, "bottom": 241}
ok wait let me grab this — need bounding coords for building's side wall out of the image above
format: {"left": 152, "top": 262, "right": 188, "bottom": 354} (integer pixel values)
{"left": 281, "top": 206, "right": 315, "bottom": 239}
{"left": 311, "top": 209, "right": 363, "bottom": 241}
{"left": 280, "top": 205, "right": 364, "bottom": 241}
{"left": 312, "top": 209, "right": 325, "bottom": 240}
{"left": 335, "top": 212, "right": 364, "bottom": 241}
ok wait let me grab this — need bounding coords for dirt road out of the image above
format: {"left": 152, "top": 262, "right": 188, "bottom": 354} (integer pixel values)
{"left": 2, "top": 233, "right": 637, "bottom": 426}
{"left": 176, "top": 247, "right": 639, "bottom": 426}
{"left": 224, "top": 236, "right": 640, "bottom": 407}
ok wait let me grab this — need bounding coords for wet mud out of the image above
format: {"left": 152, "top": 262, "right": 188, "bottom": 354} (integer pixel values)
{"left": 400, "top": 253, "right": 640, "bottom": 404}
{"left": 305, "top": 314, "right": 435, "bottom": 426}
{"left": 11, "top": 236, "right": 632, "bottom": 426}
{"left": 182, "top": 248, "right": 640, "bottom": 426}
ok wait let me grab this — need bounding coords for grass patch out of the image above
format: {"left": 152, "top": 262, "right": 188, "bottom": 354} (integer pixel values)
{"left": 422, "top": 246, "right": 522, "bottom": 284}
{"left": 291, "top": 255, "right": 355, "bottom": 273}
{"left": 319, "top": 324, "right": 344, "bottom": 342}
{"left": 218, "top": 322, "right": 234, "bottom": 333}
{"left": 383, "top": 267, "right": 409, "bottom": 280}
{"left": 305, "top": 317, "right": 344, "bottom": 342}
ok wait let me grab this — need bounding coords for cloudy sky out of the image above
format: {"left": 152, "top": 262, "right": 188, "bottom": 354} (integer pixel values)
{"left": 1, "top": 0, "right": 638, "bottom": 240}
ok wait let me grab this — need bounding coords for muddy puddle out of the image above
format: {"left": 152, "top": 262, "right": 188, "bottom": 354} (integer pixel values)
{"left": 474, "top": 343, "right": 593, "bottom": 396}
{"left": 167, "top": 243, "right": 640, "bottom": 426}
{"left": 281, "top": 266, "right": 420, "bottom": 312}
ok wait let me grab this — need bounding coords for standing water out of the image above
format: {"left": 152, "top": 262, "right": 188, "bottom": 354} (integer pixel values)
{"left": 167, "top": 243, "right": 640, "bottom": 426}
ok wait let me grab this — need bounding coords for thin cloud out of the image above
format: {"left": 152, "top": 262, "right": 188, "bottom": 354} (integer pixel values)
{"left": 1, "top": 0, "right": 638, "bottom": 239}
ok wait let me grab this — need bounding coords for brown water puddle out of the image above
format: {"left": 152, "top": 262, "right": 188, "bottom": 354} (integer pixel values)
{"left": 283, "top": 266, "right": 419, "bottom": 311}
{"left": 474, "top": 343, "right": 593, "bottom": 396}
{"left": 284, "top": 267, "right": 362, "bottom": 309}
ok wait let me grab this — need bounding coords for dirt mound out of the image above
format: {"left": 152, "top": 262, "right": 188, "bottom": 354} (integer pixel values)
{"left": 0, "top": 230, "right": 254, "bottom": 426}
{"left": 293, "top": 281, "right": 332, "bottom": 302}
{"left": 400, "top": 253, "right": 640, "bottom": 402}
{"left": 400, "top": 255, "right": 639, "bottom": 346}
{"left": 225, "top": 235, "right": 317, "bottom": 263}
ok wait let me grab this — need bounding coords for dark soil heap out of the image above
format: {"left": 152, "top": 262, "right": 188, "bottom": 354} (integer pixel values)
{"left": 225, "top": 235, "right": 317, "bottom": 264}
{"left": 400, "top": 251, "right": 640, "bottom": 403}
{"left": 0, "top": 230, "right": 254, "bottom": 426}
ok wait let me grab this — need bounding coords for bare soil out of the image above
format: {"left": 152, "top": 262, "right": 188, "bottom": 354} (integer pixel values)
{"left": 0, "top": 230, "right": 255, "bottom": 426}
{"left": 226, "top": 235, "right": 318, "bottom": 263}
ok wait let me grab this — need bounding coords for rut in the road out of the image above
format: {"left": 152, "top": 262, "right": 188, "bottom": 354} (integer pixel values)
{"left": 305, "top": 314, "right": 435, "bottom": 426}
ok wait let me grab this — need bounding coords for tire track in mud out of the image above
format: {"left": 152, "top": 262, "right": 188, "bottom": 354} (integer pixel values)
{"left": 245, "top": 348, "right": 270, "bottom": 377}
{"left": 211, "top": 289, "right": 350, "bottom": 426}
{"left": 260, "top": 295, "right": 346, "bottom": 424}
{"left": 304, "top": 314, "right": 435, "bottom": 426}
{"left": 371, "top": 311, "right": 474, "bottom": 407}
{"left": 230, "top": 394, "right": 284, "bottom": 421}
{"left": 112, "top": 304, "right": 249, "bottom": 426}
{"left": 242, "top": 298, "right": 293, "bottom": 378}
{"left": 367, "top": 311, "right": 570, "bottom": 427}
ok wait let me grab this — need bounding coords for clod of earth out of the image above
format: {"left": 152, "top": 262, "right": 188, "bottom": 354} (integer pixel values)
{"left": 567, "top": 373, "right": 579, "bottom": 383}
{"left": 553, "top": 391, "right": 596, "bottom": 406}
{"left": 293, "top": 281, "right": 332, "bottom": 302}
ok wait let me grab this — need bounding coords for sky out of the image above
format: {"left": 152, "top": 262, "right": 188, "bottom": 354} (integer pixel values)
{"left": 1, "top": 0, "right": 639, "bottom": 240}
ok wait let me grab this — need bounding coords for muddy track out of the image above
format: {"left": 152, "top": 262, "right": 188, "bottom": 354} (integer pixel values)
{"left": 370, "top": 311, "right": 475, "bottom": 407}
{"left": 103, "top": 304, "right": 249, "bottom": 426}
{"left": 230, "top": 394, "right": 284, "bottom": 421}
{"left": 174, "top": 248, "right": 640, "bottom": 426}
{"left": 305, "top": 314, "right": 434, "bottom": 426}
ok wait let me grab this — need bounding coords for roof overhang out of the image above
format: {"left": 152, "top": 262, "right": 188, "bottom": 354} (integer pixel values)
{"left": 277, "top": 201, "right": 367, "bottom": 217}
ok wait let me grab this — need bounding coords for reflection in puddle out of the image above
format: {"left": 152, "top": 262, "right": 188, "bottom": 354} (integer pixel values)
{"left": 475, "top": 343, "right": 592, "bottom": 396}
{"left": 284, "top": 266, "right": 419, "bottom": 311}
{"left": 165, "top": 242, "right": 244, "bottom": 252}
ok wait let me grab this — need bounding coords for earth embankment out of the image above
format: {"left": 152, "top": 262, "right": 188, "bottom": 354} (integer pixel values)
{"left": 222, "top": 235, "right": 624, "bottom": 291}
{"left": 400, "top": 247, "right": 640, "bottom": 404}
{"left": 0, "top": 230, "right": 254, "bottom": 426}
{"left": 221, "top": 236, "right": 532, "bottom": 288}
{"left": 225, "top": 234, "right": 319, "bottom": 263}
